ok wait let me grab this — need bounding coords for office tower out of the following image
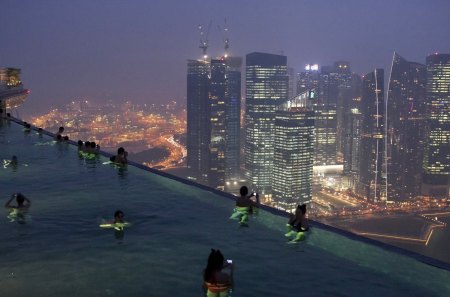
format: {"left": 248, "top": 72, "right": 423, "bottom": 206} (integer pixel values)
{"left": 333, "top": 61, "right": 352, "bottom": 163}
{"left": 0, "top": 68, "right": 29, "bottom": 113}
{"left": 422, "top": 53, "right": 450, "bottom": 198}
{"left": 272, "top": 91, "right": 315, "bottom": 211}
{"left": 314, "top": 66, "right": 337, "bottom": 166}
{"left": 245, "top": 52, "right": 288, "bottom": 196}
{"left": 386, "top": 53, "right": 426, "bottom": 201}
{"left": 187, "top": 59, "right": 210, "bottom": 184}
{"left": 297, "top": 64, "right": 319, "bottom": 94}
{"left": 356, "top": 69, "right": 385, "bottom": 202}
{"left": 343, "top": 74, "right": 363, "bottom": 185}
{"left": 209, "top": 59, "right": 227, "bottom": 189}
{"left": 224, "top": 57, "right": 242, "bottom": 184}
{"left": 287, "top": 67, "right": 296, "bottom": 98}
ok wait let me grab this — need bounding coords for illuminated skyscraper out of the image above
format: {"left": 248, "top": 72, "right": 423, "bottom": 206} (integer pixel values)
{"left": 386, "top": 53, "right": 426, "bottom": 201}
{"left": 422, "top": 53, "right": 450, "bottom": 198}
{"left": 187, "top": 56, "right": 241, "bottom": 190}
{"left": 0, "top": 68, "right": 29, "bottom": 114}
{"left": 356, "top": 69, "right": 385, "bottom": 202}
{"left": 245, "top": 52, "right": 288, "bottom": 196}
{"left": 272, "top": 91, "right": 315, "bottom": 211}
{"left": 187, "top": 59, "right": 210, "bottom": 184}
{"left": 209, "top": 59, "right": 227, "bottom": 189}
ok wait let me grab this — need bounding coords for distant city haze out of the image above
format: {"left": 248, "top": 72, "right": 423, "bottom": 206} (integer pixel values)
{"left": 2, "top": 0, "right": 450, "bottom": 116}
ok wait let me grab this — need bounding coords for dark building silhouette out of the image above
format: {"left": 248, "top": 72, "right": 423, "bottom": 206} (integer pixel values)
{"left": 245, "top": 52, "right": 288, "bottom": 196}
{"left": 187, "top": 59, "right": 210, "bottom": 184}
{"left": 224, "top": 57, "right": 242, "bottom": 185}
{"left": 187, "top": 56, "right": 242, "bottom": 190}
{"left": 422, "top": 53, "right": 450, "bottom": 198}
{"left": 0, "top": 68, "right": 29, "bottom": 114}
{"left": 386, "top": 53, "right": 427, "bottom": 201}
{"left": 356, "top": 69, "right": 385, "bottom": 202}
{"left": 343, "top": 74, "right": 363, "bottom": 185}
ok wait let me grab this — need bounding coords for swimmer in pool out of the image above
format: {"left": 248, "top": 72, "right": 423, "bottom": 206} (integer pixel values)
{"left": 230, "top": 186, "right": 260, "bottom": 226}
{"left": 100, "top": 210, "right": 130, "bottom": 231}
{"left": 5, "top": 193, "right": 31, "bottom": 223}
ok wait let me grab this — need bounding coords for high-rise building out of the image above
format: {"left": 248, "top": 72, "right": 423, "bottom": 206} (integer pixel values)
{"left": 386, "top": 53, "right": 427, "bottom": 201}
{"left": 224, "top": 57, "right": 242, "bottom": 184}
{"left": 333, "top": 61, "right": 352, "bottom": 163}
{"left": 343, "top": 74, "right": 363, "bottom": 186}
{"left": 209, "top": 59, "right": 227, "bottom": 189}
{"left": 272, "top": 91, "right": 315, "bottom": 211}
{"left": 245, "top": 52, "right": 288, "bottom": 196}
{"left": 0, "top": 68, "right": 29, "bottom": 114}
{"left": 422, "top": 53, "right": 450, "bottom": 198}
{"left": 187, "top": 55, "right": 242, "bottom": 190}
{"left": 187, "top": 59, "right": 210, "bottom": 184}
{"left": 356, "top": 69, "right": 385, "bottom": 202}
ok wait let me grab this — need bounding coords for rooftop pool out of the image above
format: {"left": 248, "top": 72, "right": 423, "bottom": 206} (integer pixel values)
{"left": 1, "top": 118, "right": 450, "bottom": 297}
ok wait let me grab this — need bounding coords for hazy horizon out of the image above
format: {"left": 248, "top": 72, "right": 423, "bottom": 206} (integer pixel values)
{"left": 2, "top": 0, "right": 450, "bottom": 116}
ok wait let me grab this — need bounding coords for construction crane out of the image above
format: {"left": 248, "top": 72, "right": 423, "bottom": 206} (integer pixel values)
{"left": 198, "top": 21, "right": 212, "bottom": 60}
{"left": 218, "top": 18, "right": 230, "bottom": 58}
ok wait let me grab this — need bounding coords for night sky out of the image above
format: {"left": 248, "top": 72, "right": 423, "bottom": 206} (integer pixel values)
{"left": 1, "top": 0, "right": 450, "bottom": 116}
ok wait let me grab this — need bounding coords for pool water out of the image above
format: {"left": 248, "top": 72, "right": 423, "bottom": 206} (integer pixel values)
{"left": 1, "top": 119, "right": 450, "bottom": 297}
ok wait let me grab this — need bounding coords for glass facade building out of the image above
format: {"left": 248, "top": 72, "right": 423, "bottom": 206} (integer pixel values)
{"left": 272, "top": 92, "right": 315, "bottom": 211}
{"left": 186, "top": 59, "right": 210, "bottom": 184}
{"left": 356, "top": 69, "right": 385, "bottom": 202}
{"left": 422, "top": 53, "right": 450, "bottom": 198}
{"left": 245, "top": 52, "right": 288, "bottom": 195}
{"left": 386, "top": 53, "right": 427, "bottom": 201}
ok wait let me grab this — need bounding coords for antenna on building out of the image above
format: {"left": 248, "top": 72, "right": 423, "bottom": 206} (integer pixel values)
{"left": 198, "top": 21, "right": 212, "bottom": 60}
{"left": 218, "top": 18, "right": 230, "bottom": 58}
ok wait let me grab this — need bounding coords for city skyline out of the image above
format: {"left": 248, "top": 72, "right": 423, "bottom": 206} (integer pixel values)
{"left": 2, "top": 0, "right": 450, "bottom": 116}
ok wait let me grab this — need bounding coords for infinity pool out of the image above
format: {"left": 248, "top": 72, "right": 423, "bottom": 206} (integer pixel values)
{"left": 1, "top": 118, "right": 450, "bottom": 297}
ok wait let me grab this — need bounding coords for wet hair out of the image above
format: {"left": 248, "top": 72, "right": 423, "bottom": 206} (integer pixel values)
{"left": 56, "top": 134, "right": 62, "bottom": 140}
{"left": 110, "top": 155, "right": 116, "bottom": 162}
{"left": 38, "top": 128, "right": 43, "bottom": 132}
{"left": 63, "top": 136, "right": 69, "bottom": 141}
{"left": 240, "top": 186, "right": 249, "bottom": 197}
{"left": 11, "top": 155, "right": 17, "bottom": 162}
{"left": 58, "top": 126, "right": 64, "bottom": 132}
{"left": 204, "top": 249, "right": 225, "bottom": 282}
{"left": 25, "top": 123, "right": 31, "bottom": 128}
{"left": 15, "top": 193, "right": 25, "bottom": 206}
{"left": 114, "top": 210, "right": 124, "bottom": 218}
{"left": 90, "top": 141, "right": 96, "bottom": 148}
{"left": 84, "top": 141, "right": 91, "bottom": 147}
{"left": 77, "top": 140, "right": 83, "bottom": 146}
{"left": 118, "top": 147, "right": 125, "bottom": 154}
{"left": 299, "top": 204, "right": 307, "bottom": 215}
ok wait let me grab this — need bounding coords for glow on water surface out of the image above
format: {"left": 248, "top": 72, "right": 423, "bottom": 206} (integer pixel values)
{"left": 1, "top": 120, "right": 450, "bottom": 297}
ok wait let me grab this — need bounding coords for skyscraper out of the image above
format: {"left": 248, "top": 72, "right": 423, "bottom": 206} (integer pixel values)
{"left": 187, "top": 59, "right": 210, "bottom": 184}
{"left": 356, "top": 69, "right": 385, "bottom": 202}
{"left": 386, "top": 53, "right": 426, "bottom": 201}
{"left": 0, "top": 68, "right": 29, "bottom": 114}
{"left": 343, "top": 74, "right": 363, "bottom": 186}
{"left": 224, "top": 57, "right": 242, "bottom": 184}
{"left": 422, "top": 53, "right": 450, "bottom": 198}
{"left": 245, "top": 52, "right": 288, "bottom": 196}
{"left": 272, "top": 91, "right": 315, "bottom": 211}
{"left": 209, "top": 59, "right": 227, "bottom": 189}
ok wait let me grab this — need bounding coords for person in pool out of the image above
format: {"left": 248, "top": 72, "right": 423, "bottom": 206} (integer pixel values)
{"left": 203, "top": 249, "right": 233, "bottom": 297}
{"left": 110, "top": 147, "right": 128, "bottom": 165}
{"left": 230, "top": 186, "right": 260, "bottom": 225}
{"left": 114, "top": 210, "right": 124, "bottom": 223}
{"left": 285, "top": 204, "right": 309, "bottom": 241}
{"left": 55, "top": 126, "right": 64, "bottom": 139}
{"left": 5, "top": 193, "right": 31, "bottom": 210}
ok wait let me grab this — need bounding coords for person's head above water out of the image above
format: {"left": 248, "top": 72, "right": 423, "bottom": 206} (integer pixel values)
{"left": 77, "top": 140, "right": 83, "bottom": 146}
{"left": 11, "top": 155, "right": 18, "bottom": 163}
{"left": 239, "top": 186, "right": 249, "bottom": 197}
{"left": 58, "top": 126, "right": 64, "bottom": 133}
{"left": 90, "top": 141, "right": 96, "bottom": 148}
{"left": 117, "top": 147, "right": 125, "bottom": 155}
{"left": 114, "top": 210, "right": 124, "bottom": 223}
{"left": 14, "top": 193, "right": 25, "bottom": 206}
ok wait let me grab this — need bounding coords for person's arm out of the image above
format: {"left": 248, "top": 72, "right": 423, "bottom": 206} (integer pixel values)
{"left": 4, "top": 195, "right": 15, "bottom": 208}
{"left": 24, "top": 196, "right": 31, "bottom": 208}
